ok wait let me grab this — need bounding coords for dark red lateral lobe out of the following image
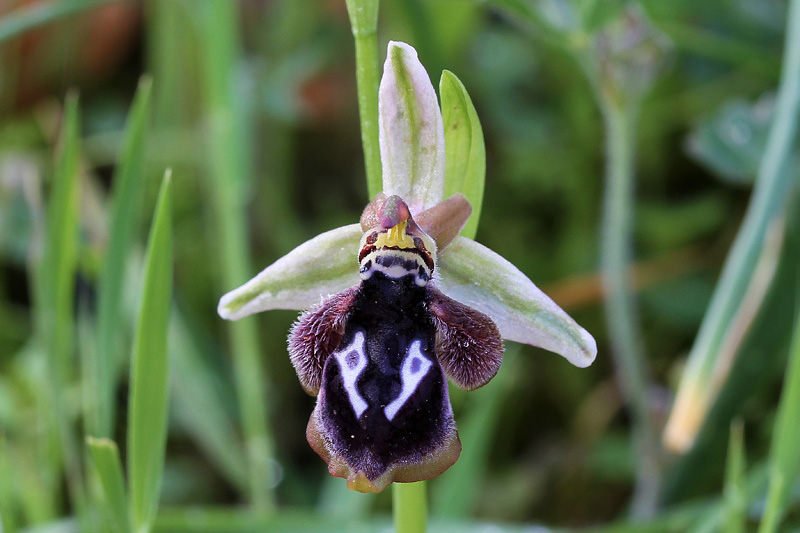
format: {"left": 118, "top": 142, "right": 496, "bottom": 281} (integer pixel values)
{"left": 429, "top": 287, "right": 504, "bottom": 391}
{"left": 288, "top": 287, "right": 359, "bottom": 395}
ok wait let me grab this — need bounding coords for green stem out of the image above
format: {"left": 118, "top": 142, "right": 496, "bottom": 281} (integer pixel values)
{"left": 200, "top": 0, "right": 275, "bottom": 510}
{"left": 0, "top": 0, "right": 117, "bottom": 45}
{"left": 599, "top": 93, "right": 661, "bottom": 519}
{"left": 393, "top": 482, "right": 427, "bottom": 533}
{"left": 345, "top": 0, "right": 382, "bottom": 198}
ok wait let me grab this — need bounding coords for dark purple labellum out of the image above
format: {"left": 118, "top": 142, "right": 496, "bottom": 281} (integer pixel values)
{"left": 288, "top": 196, "right": 502, "bottom": 492}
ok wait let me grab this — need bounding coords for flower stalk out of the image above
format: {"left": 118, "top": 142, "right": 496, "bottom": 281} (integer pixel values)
{"left": 393, "top": 481, "right": 427, "bottom": 533}
{"left": 578, "top": 7, "right": 669, "bottom": 517}
{"left": 599, "top": 89, "right": 661, "bottom": 518}
{"left": 346, "top": 0, "right": 382, "bottom": 198}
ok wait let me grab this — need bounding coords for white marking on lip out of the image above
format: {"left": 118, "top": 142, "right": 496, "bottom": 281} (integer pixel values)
{"left": 333, "top": 331, "right": 369, "bottom": 418}
{"left": 359, "top": 249, "right": 431, "bottom": 285}
{"left": 384, "top": 340, "right": 432, "bottom": 421}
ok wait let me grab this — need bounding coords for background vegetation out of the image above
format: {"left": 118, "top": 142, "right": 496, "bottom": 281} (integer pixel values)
{"left": 1, "top": 0, "right": 799, "bottom": 531}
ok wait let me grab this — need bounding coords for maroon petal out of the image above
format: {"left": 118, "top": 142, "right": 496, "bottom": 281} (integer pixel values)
{"left": 287, "top": 287, "right": 359, "bottom": 395}
{"left": 429, "top": 287, "right": 503, "bottom": 390}
{"left": 415, "top": 193, "right": 472, "bottom": 250}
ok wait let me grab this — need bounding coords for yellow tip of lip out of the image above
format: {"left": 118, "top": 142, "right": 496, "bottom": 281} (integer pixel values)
{"left": 347, "top": 471, "right": 381, "bottom": 493}
{"left": 377, "top": 220, "right": 414, "bottom": 249}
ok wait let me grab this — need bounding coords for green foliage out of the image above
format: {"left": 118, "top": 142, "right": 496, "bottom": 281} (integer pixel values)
{"left": 36, "top": 91, "right": 84, "bottom": 518}
{"left": 440, "top": 70, "right": 486, "bottom": 240}
{"left": 759, "top": 297, "right": 800, "bottom": 532}
{"left": 127, "top": 172, "right": 173, "bottom": 532}
{"left": 687, "top": 97, "right": 774, "bottom": 185}
{"left": 196, "top": 0, "right": 275, "bottom": 510}
{"left": 86, "top": 437, "right": 129, "bottom": 533}
{"left": 91, "top": 76, "right": 153, "bottom": 438}
{"left": 723, "top": 421, "right": 746, "bottom": 533}
{"left": 4, "top": 0, "right": 800, "bottom": 531}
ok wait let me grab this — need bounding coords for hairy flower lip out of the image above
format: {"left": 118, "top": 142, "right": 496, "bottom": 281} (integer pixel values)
{"left": 379, "top": 41, "right": 445, "bottom": 214}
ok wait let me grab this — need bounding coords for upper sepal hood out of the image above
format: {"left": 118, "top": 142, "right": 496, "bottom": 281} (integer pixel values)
{"left": 379, "top": 41, "right": 446, "bottom": 215}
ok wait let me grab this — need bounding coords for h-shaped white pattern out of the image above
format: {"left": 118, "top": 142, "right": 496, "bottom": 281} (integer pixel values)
{"left": 334, "top": 331, "right": 369, "bottom": 418}
{"left": 384, "top": 340, "right": 432, "bottom": 421}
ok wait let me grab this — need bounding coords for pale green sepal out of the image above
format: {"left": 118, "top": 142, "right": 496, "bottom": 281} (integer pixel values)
{"left": 440, "top": 70, "right": 486, "bottom": 240}
{"left": 436, "top": 237, "right": 597, "bottom": 367}
{"left": 379, "top": 41, "right": 445, "bottom": 214}
{"left": 218, "top": 224, "right": 362, "bottom": 320}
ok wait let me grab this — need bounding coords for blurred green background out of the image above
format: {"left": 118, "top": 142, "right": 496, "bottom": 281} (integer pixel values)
{"left": 1, "top": 0, "right": 800, "bottom": 531}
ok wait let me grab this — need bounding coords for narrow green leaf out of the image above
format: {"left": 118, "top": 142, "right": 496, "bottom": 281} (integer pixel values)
{"left": 723, "top": 420, "right": 746, "bottom": 533}
{"left": 200, "top": 0, "right": 275, "bottom": 509}
{"left": 663, "top": 201, "right": 800, "bottom": 502}
{"left": 92, "top": 76, "right": 153, "bottom": 438}
{"left": 35, "top": 91, "right": 85, "bottom": 513}
{"left": 666, "top": 0, "right": 800, "bottom": 453}
{"left": 39, "top": 92, "right": 81, "bottom": 398}
{"left": 128, "top": 171, "right": 173, "bottom": 533}
{"left": 440, "top": 70, "right": 486, "bottom": 240}
{"left": 759, "top": 296, "right": 800, "bottom": 533}
{"left": 86, "top": 437, "right": 130, "bottom": 533}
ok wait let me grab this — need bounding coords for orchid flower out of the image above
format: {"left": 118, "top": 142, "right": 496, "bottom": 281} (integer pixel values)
{"left": 218, "top": 41, "right": 597, "bottom": 493}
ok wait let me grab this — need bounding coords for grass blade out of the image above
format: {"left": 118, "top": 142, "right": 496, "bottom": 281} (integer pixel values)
{"left": 86, "top": 437, "right": 130, "bottom": 533}
{"left": 723, "top": 420, "right": 746, "bottom": 533}
{"left": 440, "top": 70, "right": 486, "bottom": 240}
{"left": 35, "top": 91, "right": 85, "bottom": 516}
{"left": 663, "top": 203, "right": 800, "bottom": 502}
{"left": 758, "top": 291, "right": 800, "bottom": 533}
{"left": 199, "top": 0, "right": 275, "bottom": 509}
{"left": 127, "top": 171, "right": 173, "bottom": 533}
{"left": 38, "top": 92, "right": 81, "bottom": 425}
{"left": 665, "top": 0, "right": 800, "bottom": 453}
{"left": 91, "top": 76, "right": 153, "bottom": 438}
